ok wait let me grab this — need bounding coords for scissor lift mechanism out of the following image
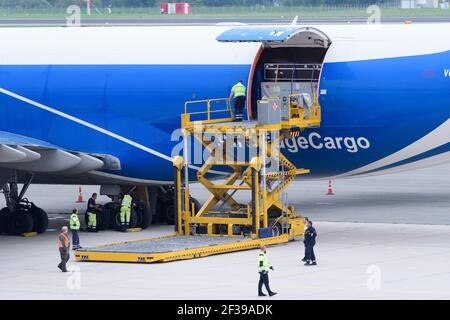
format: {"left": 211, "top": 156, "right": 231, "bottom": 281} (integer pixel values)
{"left": 76, "top": 94, "right": 321, "bottom": 263}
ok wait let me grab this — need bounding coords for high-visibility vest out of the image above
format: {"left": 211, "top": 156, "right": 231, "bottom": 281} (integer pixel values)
{"left": 257, "top": 252, "right": 270, "bottom": 273}
{"left": 70, "top": 214, "right": 80, "bottom": 230}
{"left": 232, "top": 83, "right": 246, "bottom": 98}
{"left": 121, "top": 194, "right": 132, "bottom": 208}
{"left": 58, "top": 232, "right": 70, "bottom": 248}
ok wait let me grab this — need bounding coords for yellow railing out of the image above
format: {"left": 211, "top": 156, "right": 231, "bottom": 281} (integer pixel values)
{"left": 184, "top": 98, "right": 233, "bottom": 122}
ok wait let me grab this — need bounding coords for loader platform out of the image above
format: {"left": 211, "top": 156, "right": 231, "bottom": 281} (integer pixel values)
{"left": 76, "top": 93, "right": 321, "bottom": 264}
{"left": 75, "top": 233, "right": 289, "bottom": 263}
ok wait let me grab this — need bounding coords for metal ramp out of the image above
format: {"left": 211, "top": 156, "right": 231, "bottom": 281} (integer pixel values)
{"left": 75, "top": 234, "right": 289, "bottom": 263}
{"left": 76, "top": 93, "right": 321, "bottom": 264}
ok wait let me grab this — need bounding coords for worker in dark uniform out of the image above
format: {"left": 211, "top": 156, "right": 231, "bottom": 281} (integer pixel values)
{"left": 304, "top": 220, "right": 317, "bottom": 266}
{"left": 87, "top": 193, "right": 101, "bottom": 232}
{"left": 57, "top": 226, "right": 70, "bottom": 272}
{"left": 301, "top": 217, "right": 310, "bottom": 262}
{"left": 229, "top": 80, "right": 246, "bottom": 121}
{"left": 257, "top": 246, "right": 277, "bottom": 297}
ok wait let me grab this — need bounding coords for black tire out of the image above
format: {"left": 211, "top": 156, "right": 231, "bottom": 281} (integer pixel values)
{"left": 269, "top": 220, "right": 282, "bottom": 237}
{"left": 129, "top": 209, "right": 137, "bottom": 229}
{"left": 0, "top": 207, "right": 12, "bottom": 234}
{"left": 139, "top": 201, "right": 152, "bottom": 229}
{"left": 113, "top": 208, "right": 137, "bottom": 230}
{"left": 165, "top": 198, "right": 200, "bottom": 225}
{"left": 155, "top": 198, "right": 169, "bottom": 223}
{"left": 8, "top": 210, "right": 34, "bottom": 235}
{"left": 165, "top": 204, "right": 175, "bottom": 225}
{"left": 97, "top": 206, "right": 110, "bottom": 231}
{"left": 104, "top": 202, "right": 119, "bottom": 229}
{"left": 135, "top": 208, "right": 143, "bottom": 227}
{"left": 30, "top": 204, "right": 48, "bottom": 234}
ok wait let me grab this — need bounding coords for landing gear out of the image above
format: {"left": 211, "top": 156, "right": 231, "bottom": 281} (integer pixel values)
{"left": 97, "top": 185, "right": 196, "bottom": 231}
{"left": 99, "top": 185, "right": 154, "bottom": 231}
{"left": 30, "top": 203, "right": 49, "bottom": 234}
{"left": 155, "top": 186, "right": 176, "bottom": 224}
{"left": 156, "top": 186, "right": 200, "bottom": 225}
{"left": 83, "top": 204, "right": 112, "bottom": 231}
{"left": 0, "top": 172, "right": 49, "bottom": 236}
{"left": 135, "top": 200, "right": 152, "bottom": 229}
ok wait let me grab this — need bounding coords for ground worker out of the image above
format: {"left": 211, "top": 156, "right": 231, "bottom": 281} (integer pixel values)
{"left": 87, "top": 193, "right": 101, "bottom": 232}
{"left": 301, "top": 216, "right": 310, "bottom": 262}
{"left": 229, "top": 80, "right": 246, "bottom": 121}
{"left": 69, "top": 209, "right": 82, "bottom": 250}
{"left": 120, "top": 192, "right": 133, "bottom": 231}
{"left": 57, "top": 226, "right": 70, "bottom": 272}
{"left": 304, "top": 220, "right": 318, "bottom": 266}
{"left": 257, "top": 246, "right": 277, "bottom": 297}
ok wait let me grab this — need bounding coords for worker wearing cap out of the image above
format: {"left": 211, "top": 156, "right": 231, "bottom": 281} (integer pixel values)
{"left": 57, "top": 226, "right": 70, "bottom": 272}
{"left": 257, "top": 246, "right": 277, "bottom": 297}
{"left": 120, "top": 193, "right": 133, "bottom": 231}
{"left": 229, "top": 80, "right": 246, "bottom": 122}
{"left": 69, "top": 209, "right": 82, "bottom": 250}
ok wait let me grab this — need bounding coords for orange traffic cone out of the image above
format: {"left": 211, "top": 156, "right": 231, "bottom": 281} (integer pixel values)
{"left": 76, "top": 186, "right": 85, "bottom": 203}
{"left": 326, "top": 179, "right": 335, "bottom": 195}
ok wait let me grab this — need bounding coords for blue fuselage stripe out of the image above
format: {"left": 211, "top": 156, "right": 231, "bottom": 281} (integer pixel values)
{"left": 0, "top": 50, "right": 449, "bottom": 181}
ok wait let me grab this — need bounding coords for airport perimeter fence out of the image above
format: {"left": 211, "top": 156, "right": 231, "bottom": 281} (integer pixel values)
{"left": 1, "top": 3, "right": 449, "bottom": 18}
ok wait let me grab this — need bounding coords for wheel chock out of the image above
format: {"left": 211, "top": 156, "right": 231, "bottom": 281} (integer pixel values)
{"left": 22, "top": 232, "right": 38, "bottom": 237}
{"left": 126, "top": 228, "right": 142, "bottom": 232}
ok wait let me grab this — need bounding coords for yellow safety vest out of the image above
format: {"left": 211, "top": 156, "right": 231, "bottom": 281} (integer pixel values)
{"left": 121, "top": 194, "right": 132, "bottom": 208}
{"left": 232, "top": 83, "right": 246, "bottom": 98}
{"left": 69, "top": 214, "right": 80, "bottom": 230}
{"left": 257, "top": 252, "right": 270, "bottom": 273}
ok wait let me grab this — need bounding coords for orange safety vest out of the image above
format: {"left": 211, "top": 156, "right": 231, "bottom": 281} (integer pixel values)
{"left": 58, "top": 232, "right": 70, "bottom": 248}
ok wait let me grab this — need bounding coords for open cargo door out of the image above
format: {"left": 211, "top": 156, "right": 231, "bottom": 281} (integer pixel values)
{"left": 216, "top": 26, "right": 331, "bottom": 48}
{"left": 217, "top": 26, "right": 332, "bottom": 120}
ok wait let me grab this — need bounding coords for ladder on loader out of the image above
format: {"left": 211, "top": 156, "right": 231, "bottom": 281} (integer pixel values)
{"left": 75, "top": 94, "right": 321, "bottom": 264}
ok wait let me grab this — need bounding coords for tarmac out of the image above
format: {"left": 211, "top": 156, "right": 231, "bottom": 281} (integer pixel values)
{"left": 0, "top": 163, "right": 449, "bottom": 299}
{"left": 1, "top": 16, "right": 449, "bottom": 26}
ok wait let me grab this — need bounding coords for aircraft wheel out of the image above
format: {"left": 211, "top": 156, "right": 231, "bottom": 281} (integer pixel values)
{"left": 8, "top": 209, "right": 33, "bottom": 235}
{"left": 97, "top": 206, "right": 110, "bottom": 231}
{"left": 113, "top": 208, "right": 137, "bottom": 230}
{"left": 155, "top": 199, "right": 169, "bottom": 223}
{"left": 103, "top": 202, "right": 119, "bottom": 229}
{"left": 138, "top": 201, "right": 152, "bottom": 229}
{"left": 165, "top": 197, "right": 200, "bottom": 225}
{"left": 165, "top": 204, "right": 175, "bottom": 225}
{"left": 0, "top": 207, "right": 12, "bottom": 234}
{"left": 135, "top": 208, "right": 143, "bottom": 227}
{"left": 30, "top": 204, "right": 48, "bottom": 234}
